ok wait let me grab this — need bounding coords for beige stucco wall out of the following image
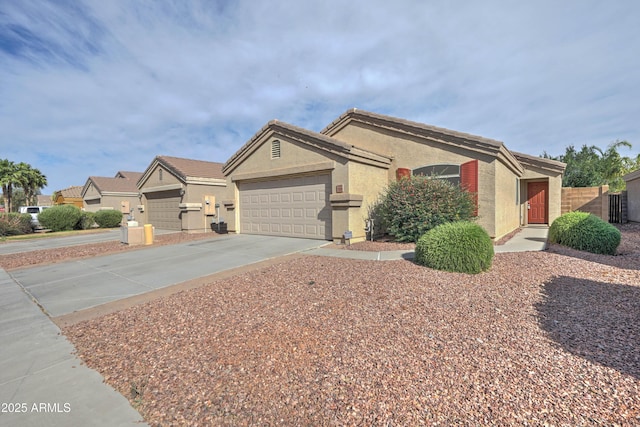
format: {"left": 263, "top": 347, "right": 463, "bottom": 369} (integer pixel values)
{"left": 225, "top": 134, "right": 344, "bottom": 237}
{"left": 83, "top": 184, "right": 102, "bottom": 212}
{"left": 138, "top": 163, "right": 226, "bottom": 232}
{"left": 342, "top": 160, "right": 388, "bottom": 242}
{"left": 625, "top": 177, "right": 640, "bottom": 222}
{"left": 181, "top": 183, "right": 227, "bottom": 232}
{"left": 493, "top": 160, "right": 521, "bottom": 239}
{"left": 329, "top": 122, "right": 503, "bottom": 237}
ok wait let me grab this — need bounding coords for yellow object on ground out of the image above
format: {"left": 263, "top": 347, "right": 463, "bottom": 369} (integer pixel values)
{"left": 144, "top": 224, "right": 153, "bottom": 245}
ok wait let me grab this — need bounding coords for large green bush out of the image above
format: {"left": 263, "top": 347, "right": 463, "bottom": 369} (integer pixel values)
{"left": 37, "top": 205, "right": 82, "bottom": 231}
{"left": 549, "top": 211, "right": 620, "bottom": 255}
{"left": 415, "top": 221, "right": 494, "bottom": 274}
{"left": 376, "top": 175, "right": 476, "bottom": 242}
{"left": 94, "top": 209, "right": 123, "bottom": 228}
{"left": 0, "top": 213, "right": 33, "bottom": 236}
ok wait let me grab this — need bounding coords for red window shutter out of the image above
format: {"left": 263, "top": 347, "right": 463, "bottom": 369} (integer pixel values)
{"left": 460, "top": 160, "right": 478, "bottom": 216}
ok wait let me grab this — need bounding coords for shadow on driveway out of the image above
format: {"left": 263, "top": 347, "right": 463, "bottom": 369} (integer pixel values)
{"left": 535, "top": 275, "right": 640, "bottom": 379}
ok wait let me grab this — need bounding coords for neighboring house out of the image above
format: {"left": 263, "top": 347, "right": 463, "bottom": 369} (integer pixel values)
{"left": 137, "top": 156, "right": 227, "bottom": 232}
{"left": 53, "top": 186, "right": 84, "bottom": 208}
{"left": 36, "top": 195, "right": 52, "bottom": 206}
{"left": 221, "top": 109, "right": 566, "bottom": 242}
{"left": 623, "top": 168, "right": 640, "bottom": 222}
{"left": 82, "top": 171, "right": 143, "bottom": 221}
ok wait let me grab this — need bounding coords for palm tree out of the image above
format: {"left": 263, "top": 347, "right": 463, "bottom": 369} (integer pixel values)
{"left": 0, "top": 160, "right": 48, "bottom": 211}
{"left": 16, "top": 163, "right": 47, "bottom": 206}
{"left": 0, "top": 159, "right": 18, "bottom": 212}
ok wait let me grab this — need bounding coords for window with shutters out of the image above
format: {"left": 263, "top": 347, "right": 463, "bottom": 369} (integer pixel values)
{"left": 413, "top": 164, "right": 460, "bottom": 186}
{"left": 271, "top": 140, "right": 281, "bottom": 159}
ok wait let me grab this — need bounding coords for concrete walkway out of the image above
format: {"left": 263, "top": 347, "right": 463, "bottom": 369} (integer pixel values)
{"left": 0, "top": 269, "right": 147, "bottom": 426}
{"left": 305, "top": 225, "right": 550, "bottom": 259}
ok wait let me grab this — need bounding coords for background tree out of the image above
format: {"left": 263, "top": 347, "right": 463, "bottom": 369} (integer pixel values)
{"left": 0, "top": 159, "right": 19, "bottom": 212}
{"left": 544, "top": 140, "right": 639, "bottom": 192}
{"left": 16, "top": 163, "right": 47, "bottom": 206}
{"left": 0, "top": 159, "right": 48, "bottom": 211}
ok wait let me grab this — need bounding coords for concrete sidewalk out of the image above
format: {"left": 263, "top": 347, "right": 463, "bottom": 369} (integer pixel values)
{"left": 0, "top": 269, "right": 146, "bottom": 427}
{"left": 304, "top": 226, "right": 549, "bottom": 259}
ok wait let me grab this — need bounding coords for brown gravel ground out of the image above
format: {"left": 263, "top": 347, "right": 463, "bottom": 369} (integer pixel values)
{"left": 58, "top": 224, "right": 640, "bottom": 426}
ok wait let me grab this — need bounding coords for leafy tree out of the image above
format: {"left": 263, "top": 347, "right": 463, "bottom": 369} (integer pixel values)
{"left": 544, "top": 140, "right": 639, "bottom": 192}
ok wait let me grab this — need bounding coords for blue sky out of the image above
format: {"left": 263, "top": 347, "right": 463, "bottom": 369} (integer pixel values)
{"left": 2, "top": 0, "right": 639, "bottom": 194}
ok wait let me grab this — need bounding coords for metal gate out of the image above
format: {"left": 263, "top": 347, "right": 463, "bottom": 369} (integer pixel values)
{"left": 608, "top": 192, "right": 627, "bottom": 223}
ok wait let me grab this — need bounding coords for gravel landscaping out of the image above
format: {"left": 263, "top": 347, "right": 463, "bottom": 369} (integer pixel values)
{"left": 53, "top": 224, "right": 640, "bottom": 426}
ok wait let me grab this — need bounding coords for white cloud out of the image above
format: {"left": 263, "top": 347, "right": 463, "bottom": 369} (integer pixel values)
{"left": 1, "top": 0, "right": 639, "bottom": 193}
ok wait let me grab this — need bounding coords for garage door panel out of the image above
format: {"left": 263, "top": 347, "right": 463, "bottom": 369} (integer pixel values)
{"left": 146, "top": 190, "right": 181, "bottom": 231}
{"left": 239, "top": 174, "right": 331, "bottom": 240}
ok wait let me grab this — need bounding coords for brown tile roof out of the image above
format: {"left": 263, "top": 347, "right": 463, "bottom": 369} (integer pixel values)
{"left": 58, "top": 186, "right": 83, "bottom": 198}
{"left": 322, "top": 108, "right": 506, "bottom": 152}
{"left": 115, "top": 171, "right": 143, "bottom": 181}
{"left": 89, "top": 176, "right": 140, "bottom": 193}
{"left": 156, "top": 156, "right": 225, "bottom": 180}
{"left": 36, "top": 195, "right": 52, "bottom": 206}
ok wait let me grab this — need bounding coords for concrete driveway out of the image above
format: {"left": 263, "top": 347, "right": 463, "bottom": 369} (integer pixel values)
{"left": 1, "top": 233, "right": 325, "bottom": 427}
{"left": 9, "top": 234, "right": 326, "bottom": 317}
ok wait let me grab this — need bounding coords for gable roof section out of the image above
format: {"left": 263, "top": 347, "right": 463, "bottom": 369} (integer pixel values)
{"left": 56, "top": 185, "right": 83, "bottom": 199}
{"left": 138, "top": 155, "right": 226, "bottom": 188}
{"left": 115, "top": 171, "right": 143, "bottom": 181}
{"left": 222, "top": 120, "right": 393, "bottom": 176}
{"left": 322, "top": 108, "right": 525, "bottom": 175}
{"left": 511, "top": 151, "right": 566, "bottom": 174}
{"left": 82, "top": 176, "right": 140, "bottom": 198}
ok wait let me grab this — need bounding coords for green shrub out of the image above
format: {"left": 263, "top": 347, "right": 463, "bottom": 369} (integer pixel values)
{"left": 415, "top": 221, "right": 494, "bottom": 274}
{"left": 549, "top": 211, "right": 620, "bottom": 255}
{"left": 79, "top": 211, "right": 96, "bottom": 230}
{"left": 38, "top": 205, "right": 82, "bottom": 231}
{"left": 376, "top": 175, "right": 476, "bottom": 242}
{"left": 94, "top": 209, "right": 123, "bottom": 228}
{"left": 0, "top": 213, "right": 33, "bottom": 236}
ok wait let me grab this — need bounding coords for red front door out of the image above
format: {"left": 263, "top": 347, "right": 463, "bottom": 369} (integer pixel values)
{"left": 527, "top": 181, "right": 548, "bottom": 224}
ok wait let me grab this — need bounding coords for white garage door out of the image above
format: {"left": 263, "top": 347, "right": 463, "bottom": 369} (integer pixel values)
{"left": 239, "top": 174, "right": 331, "bottom": 240}
{"left": 146, "top": 190, "right": 182, "bottom": 231}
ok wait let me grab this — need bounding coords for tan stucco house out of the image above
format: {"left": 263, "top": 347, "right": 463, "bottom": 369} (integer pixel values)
{"left": 623, "top": 168, "right": 640, "bottom": 222}
{"left": 137, "top": 156, "right": 226, "bottom": 232}
{"left": 221, "top": 109, "right": 565, "bottom": 243}
{"left": 82, "top": 171, "right": 143, "bottom": 220}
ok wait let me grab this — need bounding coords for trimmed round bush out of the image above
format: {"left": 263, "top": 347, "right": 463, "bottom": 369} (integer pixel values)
{"left": 94, "top": 209, "right": 123, "bottom": 228}
{"left": 37, "top": 205, "right": 82, "bottom": 232}
{"left": 549, "top": 211, "right": 620, "bottom": 255}
{"left": 415, "top": 221, "right": 494, "bottom": 274}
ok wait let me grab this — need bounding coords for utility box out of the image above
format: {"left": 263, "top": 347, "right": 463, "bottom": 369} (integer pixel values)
{"left": 203, "top": 195, "right": 216, "bottom": 215}
{"left": 121, "top": 226, "right": 145, "bottom": 245}
{"left": 120, "top": 201, "right": 130, "bottom": 213}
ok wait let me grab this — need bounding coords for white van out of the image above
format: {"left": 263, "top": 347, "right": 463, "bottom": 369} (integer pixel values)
{"left": 19, "top": 206, "right": 50, "bottom": 228}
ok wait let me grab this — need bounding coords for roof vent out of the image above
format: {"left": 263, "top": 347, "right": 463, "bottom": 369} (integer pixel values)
{"left": 271, "top": 140, "right": 281, "bottom": 159}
